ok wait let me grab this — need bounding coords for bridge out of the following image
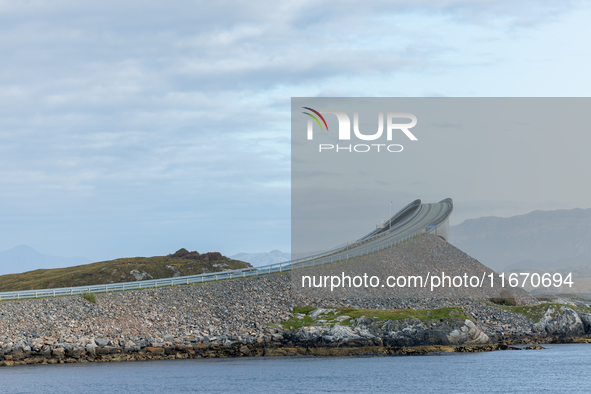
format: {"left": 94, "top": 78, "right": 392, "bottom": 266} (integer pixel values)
{"left": 0, "top": 198, "right": 453, "bottom": 301}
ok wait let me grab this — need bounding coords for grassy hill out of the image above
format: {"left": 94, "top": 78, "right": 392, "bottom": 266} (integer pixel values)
{"left": 0, "top": 248, "right": 252, "bottom": 292}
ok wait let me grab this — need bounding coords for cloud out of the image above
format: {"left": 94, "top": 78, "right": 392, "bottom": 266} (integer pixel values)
{"left": 0, "top": 0, "right": 585, "bottom": 259}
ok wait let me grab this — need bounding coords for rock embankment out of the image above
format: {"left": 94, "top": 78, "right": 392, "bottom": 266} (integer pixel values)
{"left": 1, "top": 235, "right": 590, "bottom": 366}
{"left": 291, "top": 235, "right": 534, "bottom": 303}
{"left": 0, "top": 272, "right": 589, "bottom": 366}
{"left": 287, "top": 317, "right": 490, "bottom": 347}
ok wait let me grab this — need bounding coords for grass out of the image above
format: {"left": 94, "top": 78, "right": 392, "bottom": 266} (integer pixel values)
{"left": 535, "top": 293, "right": 591, "bottom": 302}
{"left": 491, "top": 302, "right": 591, "bottom": 322}
{"left": 0, "top": 250, "right": 251, "bottom": 292}
{"left": 81, "top": 291, "right": 96, "bottom": 303}
{"left": 281, "top": 306, "right": 470, "bottom": 330}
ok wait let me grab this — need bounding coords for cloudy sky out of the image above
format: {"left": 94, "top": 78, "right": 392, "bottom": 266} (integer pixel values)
{"left": 0, "top": 0, "right": 590, "bottom": 261}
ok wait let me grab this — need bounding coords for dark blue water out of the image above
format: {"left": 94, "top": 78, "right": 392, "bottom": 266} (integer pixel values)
{"left": 1, "top": 344, "right": 589, "bottom": 393}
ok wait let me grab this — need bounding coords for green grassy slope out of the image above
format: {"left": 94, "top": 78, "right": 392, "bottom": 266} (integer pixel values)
{"left": 0, "top": 248, "right": 252, "bottom": 292}
{"left": 280, "top": 306, "right": 471, "bottom": 330}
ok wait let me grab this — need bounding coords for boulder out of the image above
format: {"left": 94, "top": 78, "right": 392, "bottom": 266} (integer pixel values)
{"left": 94, "top": 338, "right": 110, "bottom": 347}
{"left": 579, "top": 313, "right": 591, "bottom": 334}
{"left": 239, "top": 345, "right": 251, "bottom": 356}
{"left": 288, "top": 325, "right": 362, "bottom": 344}
{"left": 533, "top": 306, "right": 584, "bottom": 337}
{"left": 51, "top": 347, "right": 65, "bottom": 358}
{"left": 86, "top": 344, "right": 97, "bottom": 356}
{"left": 309, "top": 308, "right": 335, "bottom": 319}
{"left": 447, "top": 320, "right": 490, "bottom": 345}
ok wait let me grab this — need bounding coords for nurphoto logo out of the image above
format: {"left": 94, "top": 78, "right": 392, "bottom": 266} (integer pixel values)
{"left": 302, "top": 107, "right": 418, "bottom": 153}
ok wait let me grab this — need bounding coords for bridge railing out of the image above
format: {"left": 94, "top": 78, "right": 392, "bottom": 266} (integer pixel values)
{"left": 0, "top": 201, "right": 452, "bottom": 301}
{"left": 357, "top": 199, "right": 422, "bottom": 241}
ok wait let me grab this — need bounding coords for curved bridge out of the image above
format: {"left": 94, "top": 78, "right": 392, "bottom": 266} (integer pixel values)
{"left": 0, "top": 198, "right": 453, "bottom": 301}
{"left": 290, "top": 197, "right": 453, "bottom": 268}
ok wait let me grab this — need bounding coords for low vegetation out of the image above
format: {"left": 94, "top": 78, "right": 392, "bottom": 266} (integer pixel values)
{"left": 0, "top": 248, "right": 251, "bottom": 292}
{"left": 281, "top": 306, "right": 471, "bottom": 330}
{"left": 81, "top": 291, "right": 96, "bottom": 303}
{"left": 492, "top": 302, "right": 591, "bottom": 322}
{"left": 488, "top": 289, "right": 518, "bottom": 306}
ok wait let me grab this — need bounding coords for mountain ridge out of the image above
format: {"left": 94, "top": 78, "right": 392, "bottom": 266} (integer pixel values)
{"left": 451, "top": 207, "right": 591, "bottom": 271}
{"left": 230, "top": 250, "right": 291, "bottom": 266}
{"left": 0, "top": 245, "right": 91, "bottom": 276}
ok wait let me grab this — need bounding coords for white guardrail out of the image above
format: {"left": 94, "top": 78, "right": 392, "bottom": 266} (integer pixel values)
{"left": 0, "top": 201, "right": 452, "bottom": 301}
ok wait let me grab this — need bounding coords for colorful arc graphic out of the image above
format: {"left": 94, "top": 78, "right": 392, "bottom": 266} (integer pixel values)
{"left": 302, "top": 112, "right": 323, "bottom": 130}
{"left": 302, "top": 107, "right": 329, "bottom": 131}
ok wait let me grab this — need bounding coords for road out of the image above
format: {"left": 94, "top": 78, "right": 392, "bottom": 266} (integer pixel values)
{"left": 0, "top": 198, "right": 453, "bottom": 300}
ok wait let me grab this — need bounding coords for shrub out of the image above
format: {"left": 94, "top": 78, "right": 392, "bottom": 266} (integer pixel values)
{"left": 81, "top": 291, "right": 96, "bottom": 303}
{"left": 172, "top": 248, "right": 190, "bottom": 258}
{"left": 489, "top": 289, "right": 517, "bottom": 306}
{"left": 489, "top": 297, "right": 516, "bottom": 306}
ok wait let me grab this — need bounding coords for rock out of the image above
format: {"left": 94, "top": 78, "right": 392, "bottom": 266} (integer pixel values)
{"left": 66, "top": 348, "right": 83, "bottom": 359}
{"left": 239, "top": 345, "right": 251, "bottom": 355}
{"left": 130, "top": 270, "right": 153, "bottom": 281}
{"left": 289, "top": 325, "right": 362, "bottom": 344}
{"left": 145, "top": 347, "right": 165, "bottom": 354}
{"left": 447, "top": 320, "right": 490, "bottom": 345}
{"left": 86, "top": 344, "right": 97, "bottom": 355}
{"left": 579, "top": 314, "right": 591, "bottom": 334}
{"left": 40, "top": 346, "right": 52, "bottom": 357}
{"left": 524, "top": 345, "right": 544, "bottom": 350}
{"left": 309, "top": 308, "right": 335, "bottom": 319}
{"left": 533, "top": 306, "right": 584, "bottom": 337}
{"left": 94, "top": 338, "right": 110, "bottom": 347}
{"left": 334, "top": 315, "right": 351, "bottom": 322}
{"left": 96, "top": 346, "right": 118, "bottom": 355}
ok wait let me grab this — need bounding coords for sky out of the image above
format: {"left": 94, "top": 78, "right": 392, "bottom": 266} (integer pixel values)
{"left": 0, "top": 0, "right": 590, "bottom": 261}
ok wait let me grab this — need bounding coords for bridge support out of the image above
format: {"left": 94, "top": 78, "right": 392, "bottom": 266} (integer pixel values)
{"left": 435, "top": 216, "right": 450, "bottom": 241}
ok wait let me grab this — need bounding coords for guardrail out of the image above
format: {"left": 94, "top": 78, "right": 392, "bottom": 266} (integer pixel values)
{"left": 358, "top": 199, "right": 422, "bottom": 241}
{"left": 432, "top": 198, "right": 453, "bottom": 227}
{"left": 0, "top": 199, "right": 452, "bottom": 301}
{"left": 287, "top": 200, "right": 423, "bottom": 263}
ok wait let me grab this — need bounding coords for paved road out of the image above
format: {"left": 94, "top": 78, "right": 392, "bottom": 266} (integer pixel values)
{"left": 292, "top": 198, "right": 453, "bottom": 267}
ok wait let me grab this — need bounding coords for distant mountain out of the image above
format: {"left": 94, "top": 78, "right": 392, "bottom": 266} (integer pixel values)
{"left": 230, "top": 250, "right": 291, "bottom": 266}
{"left": 450, "top": 208, "right": 591, "bottom": 271}
{"left": 504, "top": 255, "right": 591, "bottom": 272}
{"left": 0, "top": 245, "right": 92, "bottom": 275}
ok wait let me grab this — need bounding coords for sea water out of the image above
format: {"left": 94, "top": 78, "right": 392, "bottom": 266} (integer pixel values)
{"left": 0, "top": 343, "right": 588, "bottom": 393}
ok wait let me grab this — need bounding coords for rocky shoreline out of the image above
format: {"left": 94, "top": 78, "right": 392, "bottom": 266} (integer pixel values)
{"left": 1, "top": 272, "right": 591, "bottom": 367}
{"left": 0, "top": 341, "right": 551, "bottom": 367}
{"left": 2, "top": 237, "right": 591, "bottom": 367}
